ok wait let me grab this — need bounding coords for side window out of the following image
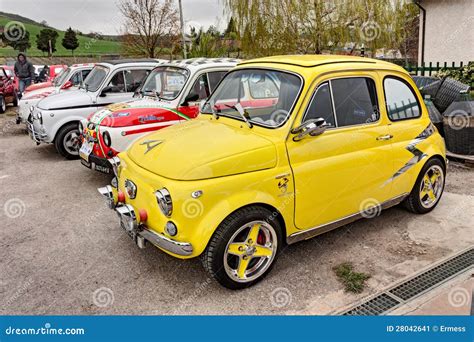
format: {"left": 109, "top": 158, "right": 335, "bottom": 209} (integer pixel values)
{"left": 207, "top": 71, "right": 227, "bottom": 91}
{"left": 331, "top": 77, "right": 379, "bottom": 127}
{"left": 125, "top": 69, "right": 149, "bottom": 92}
{"left": 384, "top": 77, "right": 421, "bottom": 120}
{"left": 107, "top": 71, "right": 126, "bottom": 93}
{"left": 304, "top": 82, "right": 335, "bottom": 127}
{"left": 190, "top": 74, "right": 210, "bottom": 101}
{"left": 248, "top": 73, "right": 280, "bottom": 99}
{"left": 82, "top": 70, "right": 91, "bottom": 81}
{"left": 70, "top": 72, "right": 82, "bottom": 85}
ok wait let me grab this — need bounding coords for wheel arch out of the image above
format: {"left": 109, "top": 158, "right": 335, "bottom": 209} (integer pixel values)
{"left": 52, "top": 119, "right": 80, "bottom": 143}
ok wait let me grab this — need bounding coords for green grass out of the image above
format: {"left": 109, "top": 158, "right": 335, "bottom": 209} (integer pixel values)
{"left": 0, "top": 16, "right": 122, "bottom": 57}
{"left": 333, "top": 262, "right": 371, "bottom": 294}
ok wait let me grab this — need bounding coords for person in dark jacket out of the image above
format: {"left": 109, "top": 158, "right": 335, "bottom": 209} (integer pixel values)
{"left": 14, "top": 53, "right": 35, "bottom": 97}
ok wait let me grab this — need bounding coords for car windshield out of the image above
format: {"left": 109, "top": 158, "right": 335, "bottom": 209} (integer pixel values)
{"left": 4, "top": 69, "right": 12, "bottom": 77}
{"left": 140, "top": 66, "right": 189, "bottom": 100}
{"left": 83, "top": 65, "right": 108, "bottom": 92}
{"left": 201, "top": 69, "right": 302, "bottom": 128}
{"left": 53, "top": 68, "right": 70, "bottom": 86}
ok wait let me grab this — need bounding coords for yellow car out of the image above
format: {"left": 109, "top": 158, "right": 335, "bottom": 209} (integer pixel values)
{"left": 98, "top": 55, "right": 446, "bottom": 289}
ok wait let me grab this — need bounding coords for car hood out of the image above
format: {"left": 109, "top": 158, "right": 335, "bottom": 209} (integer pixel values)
{"left": 127, "top": 118, "right": 277, "bottom": 180}
{"left": 87, "top": 98, "right": 177, "bottom": 127}
{"left": 37, "top": 89, "right": 93, "bottom": 110}
{"left": 25, "top": 81, "right": 53, "bottom": 92}
{"left": 22, "top": 86, "right": 56, "bottom": 100}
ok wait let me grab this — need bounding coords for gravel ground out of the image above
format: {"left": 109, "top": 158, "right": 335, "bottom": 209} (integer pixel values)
{"left": 0, "top": 108, "right": 473, "bottom": 315}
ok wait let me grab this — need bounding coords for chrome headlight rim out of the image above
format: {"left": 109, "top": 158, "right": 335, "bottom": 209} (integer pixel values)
{"left": 155, "top": 188, "right": 172, "bottom": 217}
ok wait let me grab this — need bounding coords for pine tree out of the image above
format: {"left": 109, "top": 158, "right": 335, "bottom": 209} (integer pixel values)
{"left": 36, "top": 28, "right": 59, "bottom": 57}
{"left": 62, "top": 27, "right": 80, "bottom": 56}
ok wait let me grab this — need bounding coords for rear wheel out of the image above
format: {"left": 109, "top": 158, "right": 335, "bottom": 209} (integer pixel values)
{"left": 201, "top": 206, "right": 282, "bottom": 289}
{"left": 12, "top": 91, "right": 19, "bottom": 107}
{"left": 404, "top": 158, "right": 445, "bottom": 214}
{"left": 54, "top": 123, "right": 81, "bottom": 160}
{"left": 0, "top": 95, "right": 6, "bottom": 113}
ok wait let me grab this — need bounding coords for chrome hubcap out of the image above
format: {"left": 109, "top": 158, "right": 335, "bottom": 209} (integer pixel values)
{"left": 224, "top": 220, "right": 277, "bottom": 283}
{"left": 419, "top": 165, "right": 444, "bottom": 209}
{"left": 63, "top": 130, "right": 81, "bottom": 155}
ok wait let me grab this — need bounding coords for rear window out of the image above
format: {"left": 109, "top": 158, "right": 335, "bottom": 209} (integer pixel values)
{"left": 384, "top": 77, "right": 421, "bottom": 121}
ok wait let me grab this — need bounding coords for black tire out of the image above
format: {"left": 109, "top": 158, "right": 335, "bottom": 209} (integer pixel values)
{"left": 54, "top": 122, "right": 81, "bottom": 160}
{"left": 201, "top": 206, "right": 283, "bottom": 290}
{"left": 12, "top": 91, "right": 19, "bottom": 107}
{"left": 0, "top": 95, "right": 6, "bottom": 113}
{"left": 403, "top": 158, "right": 446, "bottom": 214}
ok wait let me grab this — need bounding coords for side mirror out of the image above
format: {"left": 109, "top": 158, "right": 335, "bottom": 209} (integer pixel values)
{"left": 61, "top": 80, "right": 73, "bottom": 90}
{"left": 291, "top": 118, "right": 328, "bottom": 141}
{"left": 181, "top": 93, "right": 199, "bottom": 106}
{"left": 100, "top": 85, "right": 113, "bottom": 97}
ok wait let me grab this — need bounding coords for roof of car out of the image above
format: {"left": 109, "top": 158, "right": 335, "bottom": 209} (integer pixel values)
{"left": 101, "top": 59, "right": 160, "bottom": 65}
{"left": 163, "top": 58, "right": 240, "bottom": 71}
{"left": 71, "top": 63, "right": 95, "bottom": 68}
{"left": 239, "top": 54, "right": 403, "bottom": 71}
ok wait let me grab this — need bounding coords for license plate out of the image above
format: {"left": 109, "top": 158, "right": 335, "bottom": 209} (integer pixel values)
{"left": 79, "top": 142, "right": 93, "bottom": 161}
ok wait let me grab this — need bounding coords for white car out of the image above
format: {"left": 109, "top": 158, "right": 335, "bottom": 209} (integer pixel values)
{"left": 79, "top": 58, "right": 239, "bottom": 174}
{"left": 28, "top": 59, "right": 164, "bottom": 159}
{"left": 17, "top": 63, "right": 95, "bottom": 124}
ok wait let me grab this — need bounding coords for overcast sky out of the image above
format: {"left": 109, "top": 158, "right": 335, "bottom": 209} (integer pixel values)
{"left": 0, "top": 0, "right": 226, "bottom": 35}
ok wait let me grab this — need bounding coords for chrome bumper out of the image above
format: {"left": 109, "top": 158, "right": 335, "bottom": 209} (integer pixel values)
{"left": 98, "top": 186, "right": 193, "bottom": 257}
{"left": 26, "top": 120, "right": 47, "bottom": 144}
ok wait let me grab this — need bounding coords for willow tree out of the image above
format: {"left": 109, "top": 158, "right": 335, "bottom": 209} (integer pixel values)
{"left": 223, "top": 0, "right": 419, "bottom": 58}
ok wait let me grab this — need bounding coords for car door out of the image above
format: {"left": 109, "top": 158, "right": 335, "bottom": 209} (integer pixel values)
{"left": 380, "top": 72, "right": 428, "bottom": 198}
{"left": 286, "top": 73, "right": 395, "bottom": 230}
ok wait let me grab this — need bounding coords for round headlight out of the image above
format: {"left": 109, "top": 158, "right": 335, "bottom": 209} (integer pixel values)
{"left": 103, "top": 131, "right": 111, "bottom": 147}
{"left": 155, "top": 188, "right": 172, "bottom": 217}
{"left": 165, "top": 221, "right": 177, "bottom": 236}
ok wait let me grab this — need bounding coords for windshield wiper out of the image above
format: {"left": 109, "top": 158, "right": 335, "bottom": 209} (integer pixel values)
{"left": 224, "top": 103, "right": 253, "bottom": 128}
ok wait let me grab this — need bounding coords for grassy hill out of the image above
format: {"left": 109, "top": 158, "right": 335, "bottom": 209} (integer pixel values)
{"left": 0, "top": 14, "right": 122, "bottom": 57}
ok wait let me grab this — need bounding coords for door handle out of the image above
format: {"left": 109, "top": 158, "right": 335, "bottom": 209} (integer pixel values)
{"left": 376, "top": 134, "right": 393, "bottom": 141}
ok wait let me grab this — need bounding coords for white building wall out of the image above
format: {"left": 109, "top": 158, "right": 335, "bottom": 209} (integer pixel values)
{"left": 419, "top": 0, "right": 474, "bottom": 65}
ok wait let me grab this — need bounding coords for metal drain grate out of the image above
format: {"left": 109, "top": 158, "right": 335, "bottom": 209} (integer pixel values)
{"left": 344, "top": 293, "right": 400, "bottom": 316}
{"left": 340, "top": 247, "right": 474, "bottom": 315}
{"left": 389, "top": 248, "right": 473, "bottom": 301}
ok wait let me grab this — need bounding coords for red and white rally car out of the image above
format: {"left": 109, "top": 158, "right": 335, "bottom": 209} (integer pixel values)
{"left": 79, "top": 58, "right": 239, "bottom": 174}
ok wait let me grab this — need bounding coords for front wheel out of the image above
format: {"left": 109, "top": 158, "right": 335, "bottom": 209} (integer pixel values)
{"left": 404, "top": 158, "right": 445, "bottom": 214}
{"left": 201, "top": 206, "right": 282, "bottom": 289}
{"left": 54, "top": 123, "right": 81, "bottom": 159}
{"left": 0, "top": 95, "right": 6, "bottom": 113}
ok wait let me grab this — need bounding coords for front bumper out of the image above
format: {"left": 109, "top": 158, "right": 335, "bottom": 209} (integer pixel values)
{"left": 97, "top": 185, "right": 193, "bottom": 256}
{"left": 81, "top": 153, "right": 112, "bottom": 174}
{"left": 26, "top": 119, "right": 48, "bottom": 144}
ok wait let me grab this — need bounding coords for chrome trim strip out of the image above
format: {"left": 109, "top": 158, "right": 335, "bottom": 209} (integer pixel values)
{"left": 287, "top": 193, "right": 409, "bottom": 245}
{"left": 139, "top": 228, "right": 193, "bottom": 256}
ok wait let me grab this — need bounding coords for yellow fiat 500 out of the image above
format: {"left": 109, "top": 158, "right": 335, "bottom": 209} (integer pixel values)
{"left": 98, "top": 55, "right": 446, "bottom": 289}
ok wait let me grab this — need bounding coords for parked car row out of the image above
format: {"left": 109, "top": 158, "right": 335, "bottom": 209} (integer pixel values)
{"left": 16, "top": 55, "right": 447, "bottom": 289}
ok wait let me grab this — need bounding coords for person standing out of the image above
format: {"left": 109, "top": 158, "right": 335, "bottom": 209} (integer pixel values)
{"left": 14, "top": 53, "right": 35, "bottom": 98}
